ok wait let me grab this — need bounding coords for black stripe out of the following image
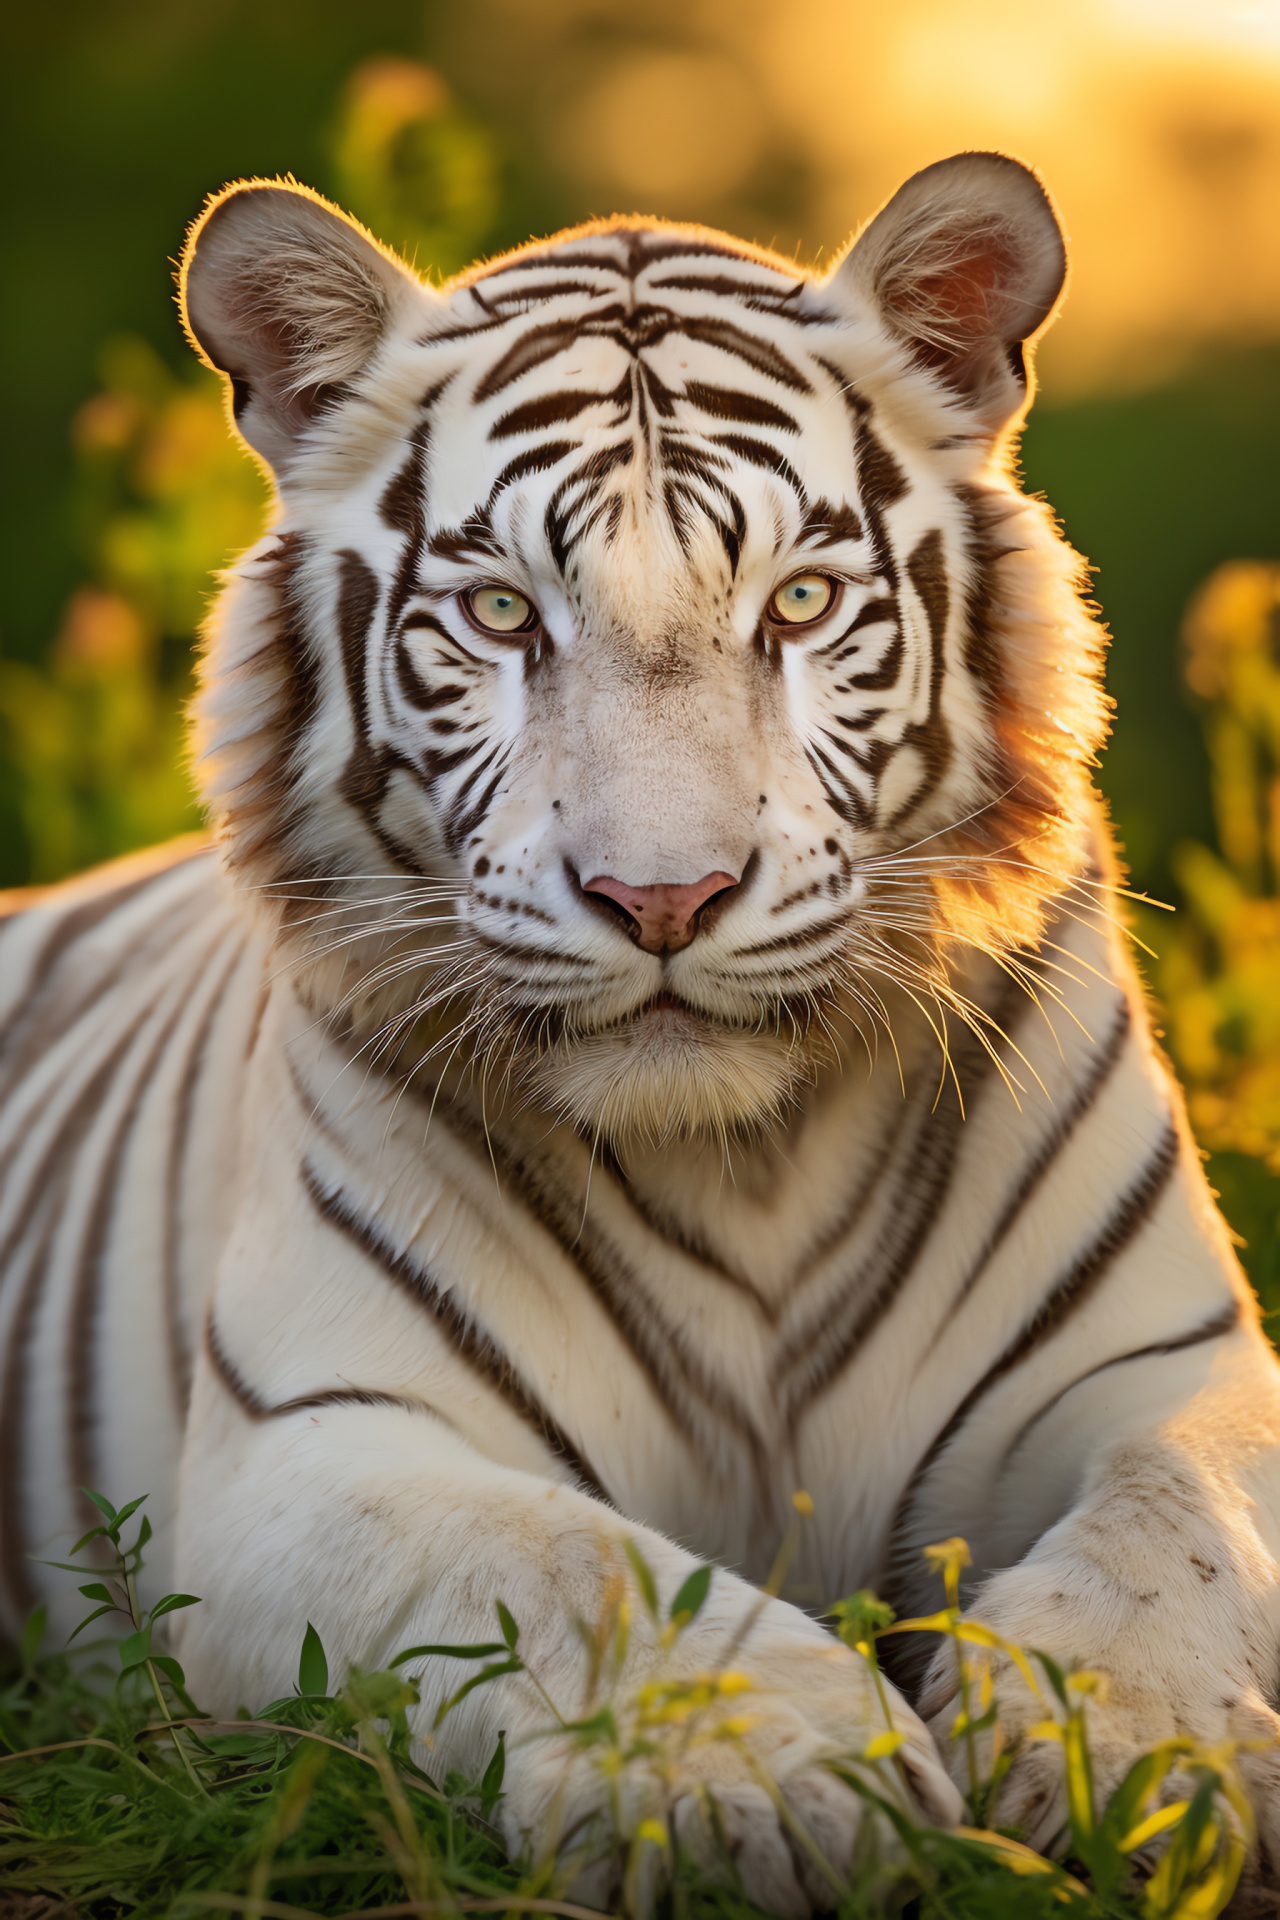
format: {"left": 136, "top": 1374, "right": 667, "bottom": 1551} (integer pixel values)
{"left": 205, "top": 1311, "right": 443, "bottom": 1424}
{"left": 883, "top": 527, "right": 952, "bottom": 828}
{"left": 801, "top": 499, "right": 864, "bottom": 547}
{"left": 490, "top": 379, "right": 630, "bottom": 439}
{"left": 163, "top": 941, "right": 247, "bottom": 1420}
{"left": 844, "top": 633, "right": 904, "bottom": 693}
{"left": 433, "top": 1102, "right": 771, "bottom": 1490}
{"left": 0, "top": 1010, "right": 153, "bottom": 1617}
{"left": 886, "top": 1120, "right": 1182, "bottom": 1609}
{"left": 0, "top": 859, "right": 188, "bottom": 1059}
{"left": 681, "top": 382, "right": 800, "bottom": 433}
{"left": 300, "top": 1161, "right": 610, "bottom": 1502}
{"left": 65, "top": 991, "right": 195, "bottom": 1509}
{"left": 649, "top": 273, "right": 802, "bottom": 301}
{"left": 487, "top": 439, "right": 579, "bottom": 505}
{"left": 1002, "top": 1300, "right": 1240, "bottom": 1466}
{"left": 772, "top": 979, "right": 1027, "bottom": 1430}
{"left": 805, "top": 737, "right": 874, "bottom": 831}
{"left": 0, "top": 858, "right": 208, "bottom": 1104}
{"left": 815, "top": 365, "right": 907, "bottom": 587}
{"left": 709, "top": 433, "right": 806, "bottom": 499}
{"left": 923, "top": 998, "right": 1132, "bottom": 1348}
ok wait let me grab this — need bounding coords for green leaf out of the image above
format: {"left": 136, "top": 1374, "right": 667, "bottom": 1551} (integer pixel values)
{"left": 623, "top": 1539, "right": 660, "bottom": 1625}
{"left": 136, "top": 1513, "right": 153, "bottom": 1550}
{"left": 81, "top": 1488, "right": 119, "bottom": 1524}
{"left": 298, "top": 1621, "right": 329, "bottom": 1697}
{"left": 20, "top": 1604, "right": 47, "bottom": 1666}
{"left": 1142, "top": 1770, "right": 1222, "bottom": 1917}
{"left": 1032, "top": 1647, "right": 1070, "bottom": 1707}
{"left": 67, "top": 1527, "right": 111, "bottom": 1557}
{"left": 66, "top": 1604, "right": 115, "bottom": 1642}
{"left": 432, "top": 1656, "right": 523, "bottom": 1730}
{"left": 149, "top": 1592, "right": 201, "bottom": 1622}
{"left": 1099, "top": 1738, "right": 1193, "bottom": 1868}
{"left": 390, "top": 1640, "right": 509, "bottom": 1667}
{"left": 119, "top": 1625, "right": 152, "bottom": 1670}
{"left": 78, "top": 1582, "right": 114, "bottom": 1603}
{"left": 480, "top": 1729, "right": 506, "bottom": 1817}
{"left": 495, "top": 1600, "right": 519, "bottom": 1651}
{"left": 669, "top": 1564, "right": 712, "bottom": 1628}
{"left": 150, "top": 1654, "right": 200, "bottom": 1714}
{"left": 110, "top": 1494, "right": 148, "bottom": 1528}
{"left": 564, "top": 1706, "right": 619, "bottom": 1744}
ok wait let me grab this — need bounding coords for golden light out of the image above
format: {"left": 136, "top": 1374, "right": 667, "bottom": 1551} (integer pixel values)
{"left": 470, "top": 0, "right": 1280, "bottom": 395}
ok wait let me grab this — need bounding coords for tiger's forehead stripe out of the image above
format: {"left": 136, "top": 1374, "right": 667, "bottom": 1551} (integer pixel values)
{"left": 401, "top": 229, "right": 858, "bottom": 593}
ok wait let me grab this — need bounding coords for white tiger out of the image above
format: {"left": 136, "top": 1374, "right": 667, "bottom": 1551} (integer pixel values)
{"left": 4, "top": 149, "right": 1280, "bottom": 1912}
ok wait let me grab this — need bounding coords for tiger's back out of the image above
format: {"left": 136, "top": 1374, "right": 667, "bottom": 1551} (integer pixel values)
{"left": 0, "top": 841, "right": 262, "bottom": 1618}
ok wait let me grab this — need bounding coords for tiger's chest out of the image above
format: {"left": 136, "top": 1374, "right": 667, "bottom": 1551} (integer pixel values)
{"left": 210, "top": 968, "right": 1112, "bottom": 1601}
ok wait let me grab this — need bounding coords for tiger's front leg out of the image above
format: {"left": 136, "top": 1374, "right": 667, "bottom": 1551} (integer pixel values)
{"left": 173, "top": 1377, "right": 960, "bottom": 1914}
{"left": 918, "top": 1331, "right": 1280, "bottom": 1910}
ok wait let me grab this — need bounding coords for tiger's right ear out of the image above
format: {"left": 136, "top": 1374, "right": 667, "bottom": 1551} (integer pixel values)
{"left": 179, "top": 180, "right": 429, "bottom": 475}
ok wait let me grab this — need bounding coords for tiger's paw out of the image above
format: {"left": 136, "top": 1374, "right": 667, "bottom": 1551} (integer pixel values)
{"left": 503, "top": 1619, "right": 962, "bottom": 1916}
{"left": 922, "top": 1647, "right": 1280, "bottom": 1915}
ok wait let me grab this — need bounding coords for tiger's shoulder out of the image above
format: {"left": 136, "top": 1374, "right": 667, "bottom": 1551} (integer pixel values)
{"left": 0, "top": 836, "right": 253, "bottom": 1088}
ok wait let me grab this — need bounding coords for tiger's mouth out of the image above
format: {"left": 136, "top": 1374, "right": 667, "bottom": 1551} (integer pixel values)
{"left": 518, "top": 984, "right": 822, "bottom": 1046}
{"left": 512, "top": 983, "right": 824, "bottom": 1143}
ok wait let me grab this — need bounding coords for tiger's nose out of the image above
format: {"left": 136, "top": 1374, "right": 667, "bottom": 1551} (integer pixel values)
{"left": 582, "top": 871, "right": 739, "bottom": 954}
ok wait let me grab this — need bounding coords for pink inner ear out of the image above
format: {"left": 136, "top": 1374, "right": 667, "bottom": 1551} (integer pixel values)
{"left": 893, "top": 228, "right": 1023, "bottom": 368}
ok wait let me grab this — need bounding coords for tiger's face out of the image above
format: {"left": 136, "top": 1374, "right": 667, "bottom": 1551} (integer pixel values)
{"left": 184, "top": 157, "right": 1105, "bottom": 1142}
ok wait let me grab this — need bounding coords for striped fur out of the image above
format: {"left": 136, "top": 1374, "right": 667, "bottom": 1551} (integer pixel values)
{"left": 4, "top": 155, "right": 1280, "bottom": 1906}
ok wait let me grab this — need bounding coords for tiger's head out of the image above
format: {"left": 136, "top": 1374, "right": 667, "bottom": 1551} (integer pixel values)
{"left": 182, "top": 153, "right": 1107, "bottom": 1144}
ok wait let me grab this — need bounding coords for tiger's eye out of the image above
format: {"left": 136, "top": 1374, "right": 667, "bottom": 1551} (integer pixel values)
{"left": 768, "top": 573, "right": 834, "bottom": 626}
{"left": 468, "top": 586, "right": 535, "bottom": 633}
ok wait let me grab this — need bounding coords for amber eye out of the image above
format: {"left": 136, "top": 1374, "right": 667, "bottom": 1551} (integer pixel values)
{"left": 467, "top": 586, "right": 537, "bottom": 634}
{"left": 768, "top": 573, "right": 835, "bottom": 626}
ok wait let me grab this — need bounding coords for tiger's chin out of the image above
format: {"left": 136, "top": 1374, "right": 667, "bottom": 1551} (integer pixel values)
{"left": 521, "top": 997, "right": 813, "bottom": 1145}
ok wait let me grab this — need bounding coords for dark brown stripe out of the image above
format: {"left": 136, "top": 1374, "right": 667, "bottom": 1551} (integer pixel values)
{"left": 260, "top": 529, "right": 323, "bottom": 811}
{"left": 204, "top": 1311, "right": 441, "bottom": 1424}
{"left": 682, "top": 382, "right": 800, "bottom": 433}
{"left": 801, "top": 499, "right": 864, "bottom": 547}
{"left": 490, "top": 381, "right": 629, "bottom": 439}
{"left": 884, "top": 528, "right": 953, "bottom": 829}
{"left": 431, "top": 1101, "right": 770, "bottom": 1485}
{"left": 0, "top": 1205, "right": 65, "bottom": 1622}
{"left": 922, "top": 998, "right": 1131, "bottom": 1351}
{"left": 162, "top": 941, "right": 247, "bottom": 1420}
{"left": 0, "top": 862, "right": 207, "bottom": 1107}
{"left": 771, "top": 979, "right": 1027, "bottom": 1431}
{"left": 1002, "top": 1299, "right": 1240, "bottom": 1467}
{"left": 886, "top": 1120, "right": 1182, "bottom": 1611}
{"left": 709, "top": 433, "right": 805, "bottom": 498}
{"left": 65, "top": 992, "right": 194, "bottom": 1511}
{"left": 0, "top": 1010, "right": 152, "bottom": 1617}
{"left": 0, "top": 865, "right": 172, "bottom": 1050}
{"left": 300, "top": 1161, "right": 610, "bottom": 1502}
{"left": 244, "top": 963, "right": 271, "bottom": 1061}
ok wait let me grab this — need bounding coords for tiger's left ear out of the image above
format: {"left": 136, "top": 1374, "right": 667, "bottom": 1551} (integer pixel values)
{"left": 824, "top": 151, "right": 1067, "bottom": 431}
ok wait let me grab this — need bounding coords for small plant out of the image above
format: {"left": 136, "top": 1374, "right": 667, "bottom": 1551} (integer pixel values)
{"left": 0, "top": 1496, "right": 1263, "bottom": 1919}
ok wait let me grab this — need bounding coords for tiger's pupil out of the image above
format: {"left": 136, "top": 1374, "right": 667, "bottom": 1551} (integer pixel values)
{"left": 770, "top": 574, "right": 833, "bottom": 625}
{"left": 470, "top": 586, "right": 533, "bottom": 633}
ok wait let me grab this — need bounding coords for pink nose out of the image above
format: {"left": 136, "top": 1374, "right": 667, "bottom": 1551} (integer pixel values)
{"left": 582, "top": 872, "right": 739, "bottom": 954}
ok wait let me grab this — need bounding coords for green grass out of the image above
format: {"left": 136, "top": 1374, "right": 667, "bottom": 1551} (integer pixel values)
{"left": 0, "top": 1501, "right": 1254, "bottom": 1920}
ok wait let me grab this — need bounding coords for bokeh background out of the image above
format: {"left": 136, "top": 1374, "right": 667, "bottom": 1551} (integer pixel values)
{"left": 2, "top": 0, "right": 1279, "bottom": 1295}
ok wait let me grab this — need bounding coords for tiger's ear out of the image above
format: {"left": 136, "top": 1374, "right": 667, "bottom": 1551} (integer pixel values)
{"left": 826, "top": 151, "right": 1066, "bottom": 431}
{"left": 179, "top": 180, "right": 428, "bottom": 474}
